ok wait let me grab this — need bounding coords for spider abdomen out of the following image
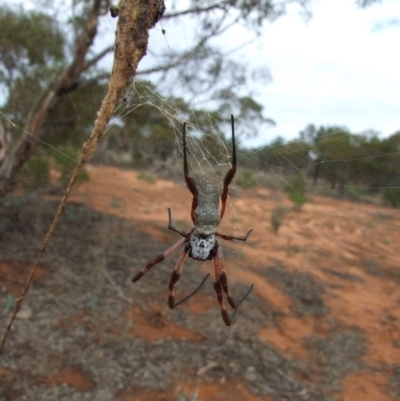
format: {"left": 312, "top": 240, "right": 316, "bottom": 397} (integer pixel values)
{"left": 194, "top": 182, "right": 221, "bottom": 236}
{"left": 188, "top": 230, "right": 217, "bottom": 261}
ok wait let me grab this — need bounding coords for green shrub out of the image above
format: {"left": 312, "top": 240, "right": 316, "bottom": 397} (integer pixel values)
{"left": 137, "top": 171, "right": 156, "bottom": 184}
{"left": 20, "top": 157, "right": 50, "bottom": 189}
{"left": 288, "top": 191, "right": 307, "bottom": 206}
{"left": 235, "top": 171, "right": 258, "bottom": 188}
{"left": 53, "top": 148, "right": 78, "bottom": 177}
{"left": 284, "top": 173, "right": 307, "bottom": 206}
{"left": 271, "top": 206, "right": 290, "bottom": 233}
{"left": 284, "top": 173, "right": 306, "bottom": 194}
{"left": 53, "top": 148, "right": 90, "bottom": 186}
{"left": 383, "top": 188, "right": 400, "bottom": 207}
{"left": 341, "top": 186, "right": 365, "bottom": 201}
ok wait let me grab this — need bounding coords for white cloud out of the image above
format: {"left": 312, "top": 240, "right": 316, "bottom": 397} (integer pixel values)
{"left": 238, "top": 0, "right": 400, "bottom": 146}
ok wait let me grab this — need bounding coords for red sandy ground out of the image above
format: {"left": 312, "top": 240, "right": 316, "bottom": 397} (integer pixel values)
{"left": 3, "top": 164, "right": 400, "bottom": 400}
{"left": 63, "top": 165, "right": 400, "bottom": 400}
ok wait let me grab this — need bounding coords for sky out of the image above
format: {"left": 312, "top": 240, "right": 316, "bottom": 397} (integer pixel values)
{"left": 234, "top": 0, "right": 400, "bottom": 146}
{"left": 7, "top": 0, "right": 400, "bottom": 148}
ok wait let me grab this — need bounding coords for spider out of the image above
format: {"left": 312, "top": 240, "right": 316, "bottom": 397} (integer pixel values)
{"left": 132, "top": 115, "right": 253, "bottom": 326}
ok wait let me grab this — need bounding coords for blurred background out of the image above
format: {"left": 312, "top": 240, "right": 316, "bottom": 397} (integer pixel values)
{"left": 1, "top": 1, "right": 400, "bottom": 400}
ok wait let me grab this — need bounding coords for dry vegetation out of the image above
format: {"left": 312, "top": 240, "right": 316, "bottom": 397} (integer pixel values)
{"left": 1, "top": 165, "right": 400, "bottom": 401}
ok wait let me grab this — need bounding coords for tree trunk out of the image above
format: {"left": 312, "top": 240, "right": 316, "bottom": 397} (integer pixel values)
{"left": 0, "top": 0, "right": 103, "bottom": 198}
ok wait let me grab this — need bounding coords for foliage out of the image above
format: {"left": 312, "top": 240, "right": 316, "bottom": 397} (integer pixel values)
{"left": 235, "top": 171, "right": 258, "bottom": 188}
{"left": 1, "top": 1, "right": 397, "bottom": 203}
{"left": 284, "top": 173, "right": 308, "bottom": 206}
{"left": 0, "top": 7, "right": 66, "bottom": 126}
{"left": 342, "top": 186, "right": 365, "bottom": 202}
{"left": 20, "top": 157, "right": 50, "bottom": 189}
{"left": 383, "top": 188, "right": 400, "bottom": 207}
{"left": 53, "top": 148, "right": 90, "bottom": 187}
{"left": 288, "top": 191, "right": 308, "bottom": 206}
{"left": 257, "top": 122, "right": 400, "bottom": 206}
{"left": 271, "top": 206, "right": 290, "bottom": 233}
{"left": 137, "top": 171, "right": 156, "bottom": 184}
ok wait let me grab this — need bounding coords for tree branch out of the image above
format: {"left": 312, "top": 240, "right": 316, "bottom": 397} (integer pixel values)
{"left": 0, "top": 0, "right": 165, "bottom": 353}
{"left": 138, "top": 12, "right": 235, "bottom": 76}
{"left": 163, "top": 3, "right": 225, "bottom": 19}
{"left": 82, "top": 45, "right": 114, "bottom": 71}
{"left": 0, "top": 0, "right": 103, "bottom": 197}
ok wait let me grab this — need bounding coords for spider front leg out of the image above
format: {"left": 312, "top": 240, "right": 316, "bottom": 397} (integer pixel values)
{"left": 167, "top": 208, "right": 187, "bottom": 237}
{"left": 182, "top": 122, "right": 198, "bottom": 224}
{"left": 216, "top": 229, "right": 253, "bottom": 242}
{"left": 132, "top": 237, "right": 186, "bottom": 283}
{"left": 220, "top": 115, "right": 237, "bottom": 219}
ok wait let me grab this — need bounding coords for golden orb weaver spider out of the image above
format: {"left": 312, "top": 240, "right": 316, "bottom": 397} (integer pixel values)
{"left": 132, "top": 115, "right": 254, "bottom": 326}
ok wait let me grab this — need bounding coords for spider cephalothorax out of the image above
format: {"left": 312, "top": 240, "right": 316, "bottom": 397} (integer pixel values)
{"left": 132, "top": 115, "right": 253, "bottom": 326}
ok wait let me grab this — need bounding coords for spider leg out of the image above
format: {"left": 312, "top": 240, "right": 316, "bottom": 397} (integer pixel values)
{"left": 216, "top": 229, "right": 253, "bottom": 241}
{"left": 182, "top": 122, "right": 198, "bottom": 223}
{"left": 220, "top": 115, "right": 237, "bottom": 219}
{"left": 167, "top": 208, "right": 188, "bottom": 237}
{"left": 173, "top": 273, "right": 210, "bottom": 308}
{"left": 213, "top": 244, "right": 235, "bottom": 326}
{"left": 229, "top": 284, "right": 254, "bottom": 324}
{"left": 132, "top": 237, "right": 186, "bottom": 283}
{"left": 168, "top": 247, "right": 188, "bottom": 308}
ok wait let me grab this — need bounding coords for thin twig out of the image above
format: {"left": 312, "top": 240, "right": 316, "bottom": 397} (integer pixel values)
{"left": 0, "top": 0, "right": 165, "bottom": 354}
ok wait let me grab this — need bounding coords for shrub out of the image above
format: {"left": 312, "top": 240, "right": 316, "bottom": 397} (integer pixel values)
{"left": 383, "top": 188, "right": 400, "bottom": 207}
{"left": 235, "top": 171, "right": 258, "bottom": 188}
{"left": 284, "top": 173, "right": 307, "bottom": 206}
{"left": 137, "top": 171, "right": 156, "bottom": 184}
{"left": 271, "top": 206, "right": 290, "bottom": 233}
{"left": 20, "top": 157, "right": 50, "bottom": 189}
{"left": 341, "top": 185, "right": 365, "bottom": 201}
{"left": 53, "top": 148, "right": 90, "bottom": 186}
{"left": 288, "top": 191, "right": 307, "bottom": 206}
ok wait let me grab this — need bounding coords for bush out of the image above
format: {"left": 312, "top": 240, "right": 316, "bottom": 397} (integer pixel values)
{"left": 20, "top": 157, "right": 50, "bottom": 189}
{"left": 137, "top": 171, "right": 156, "bottom": 184}
{"left": 341, "top": 186, "right": 365, "bottom": 201}
{"left": 284, "top": 173, "right": 307, "bottom": 206}
{"left": 235, "top": 171, "right": 258, "bottom": 188}
{"left": 271, "top": 206, "right": 290, "bottom": 233}
{"left": 53, "top": 148, "right": 90, "bottom": 186}
{"left": 288, "top": 191, "right": 307, "bottom": 206}
{"left": 383, "top": 188, "right": 400, "bottom": 207}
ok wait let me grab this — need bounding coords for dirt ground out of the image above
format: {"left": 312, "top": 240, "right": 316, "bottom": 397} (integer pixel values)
{"left": 1, "top": 164, "right": 400, "bottom": 401}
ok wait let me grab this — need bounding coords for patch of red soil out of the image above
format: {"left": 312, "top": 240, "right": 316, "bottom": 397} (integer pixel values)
{"left": 340, "top": 372, "right": 393, "bottom": 401}
{"left": 178, "top": 380, "right": 270, "bottom": 401}
{"left": 227, "top": 269, "right": 292, "bottom": 314}
{"left": 259, "top": 315, "right": 330, "bottom": 359}
{"left": 120, "top": 386, "right": 174, "bottom": 401}
{"left": 120, "top": 379, "right": 269, "bottom": 401}
{"left": 127, "top": 304, "right": 204, "bottom": 342}
{"left": 326, "top": 271, "right": 400, "bottom": 366}
{"left": 0, "top": 261, "right": 48, "bottom": 296}
{"left": 183, "top": 292, "right": 216, "bottom": 314}
{"left": 35, "top": 366, "right": 95, "bottom": 391}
